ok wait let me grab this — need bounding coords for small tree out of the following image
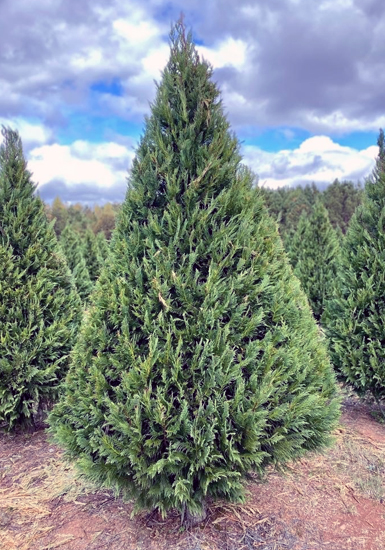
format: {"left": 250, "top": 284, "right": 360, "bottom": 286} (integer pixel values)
{"left": 83, "top": 229, "right": 102, "bottom": 282}
{"left": 0, "top": 127, "right": 81, "bottom": 430}
{"left": 95, "top": 230, "right": 109, "bottom": 264}
{"left": 322, "top": 179, "right": 363, "bottom": 233}
{"left": 324, "top": 130, "right": 385, "bottom": 402}
{"left": 93, "top": 203, "right": 117, "bottom": 238}
{"left": 287, "top": 201, "right": 340, "bottom": 321}
{"left": 60, "top": 224, "right": 93, "bottom": 301}
{"left": 50, "top": 196, "right": 68, "bottom": 236}
{"left": 49, "top": 22, "right": 339, "bottom": 524}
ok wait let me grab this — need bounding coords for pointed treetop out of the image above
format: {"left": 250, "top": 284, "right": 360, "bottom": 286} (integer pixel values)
{"left": 0, "top": 126, "right": 32, "bottom": 193}
{"left": 0, "top": 126, "right": 24, "bottom": 166}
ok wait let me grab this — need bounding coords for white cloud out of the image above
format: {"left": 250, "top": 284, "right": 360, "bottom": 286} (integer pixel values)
{"left": 305, "top": 111, "right": 385, "bottom": 134}
{"left": 141, "top": 45, "right": 170, "bottom": 78}
{"left": 20, "top": 133, "right": 378, "bottom": 202}
{"left": 28, "top": 140, "right": 134, "bottom": 190}
{"left": 197, "top": 38, "right": 248, "bottom": 70}
{"left": 113, "top": 18, "right": 159, "bottom": 45}
{"left": 0, "top": 118, "right": 53, "bottom": 147}
{"left": 243, "top": 135, "right": 377, "bottom": 188}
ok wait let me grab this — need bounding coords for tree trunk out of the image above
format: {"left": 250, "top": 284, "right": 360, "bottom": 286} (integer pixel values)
{"left": 182, "top": 501, "right": 207, "bottom": 528}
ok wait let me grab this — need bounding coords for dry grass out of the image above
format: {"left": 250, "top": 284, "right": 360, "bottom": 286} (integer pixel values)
{"left": 0, "top": 438, "right": 98, "bottom": 550}
{"left": 1, "top": 393, "right": 385, "bottom": 550}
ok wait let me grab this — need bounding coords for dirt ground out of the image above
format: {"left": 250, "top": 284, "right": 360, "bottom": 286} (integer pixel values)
{"left": 1, "top": 393, "right": 385, "bottom": 550}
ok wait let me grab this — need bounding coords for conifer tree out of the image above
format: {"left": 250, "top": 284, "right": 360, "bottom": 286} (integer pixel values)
{"left": 50, "top": 196, "right": 68, "bottom": 236}
{"left": 83, "top": 229, "right": 102, "bottom": 282}
{"left": 288, "top": 201, "right": 340, "bottom": 321}
{"left": 60, "top": 224, "right": 93, "bottom": 301}
{"left": 95, "top": 230, "right": 109, "bottom": 264}
{"left": 324, "top": 130, "right": 385, "bottom": 401}
{"left": 49, "top": 22, "right": 339, "bottom": 524}
{"left": 335, "top": 224, "right": 344, "bottom": 244}
{"left": 0, "top": 127, "right": 82, "bottom": 430}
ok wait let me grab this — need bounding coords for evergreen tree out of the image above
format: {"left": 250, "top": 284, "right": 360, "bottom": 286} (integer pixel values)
{"left": 60, "top": 224, "right": 93, "bottom": 301}
{"left": 95, "top": 230, "right": 109, "bottom": 264}
{"left": 49, "top": 22, "right": 339, "bottom": 524}
{"left": 50, "top": 196, "right": 68, "bottom": 236}
{"left": 324, "top": 130, "right": 385, "bottom": 401}
{"left": 66, "top": 203, "right": 90, "bottom": 236}
{"left": 0, "top": 127, "right": 81, "bottom": 430}
{"left": 93, "top": 203, "right": 117, "bottom": 238}
{"left": 83, "top": 229, "right": 102, "bottom": 282}
{"left": 322, "top": 179, "right": 363, "bottom": 233}
{"left": 335, "top": 224, "right": 344, "bottom": 244}
{"left": 288, "top": 201, "right": 340, "bottom": 321}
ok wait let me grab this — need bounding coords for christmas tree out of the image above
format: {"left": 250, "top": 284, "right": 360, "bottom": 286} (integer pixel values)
{"left": 49, "top": 22, "right": 339, "bottom": 524}
{"left": 60, "top": 224, "right": 93, "bottom": 301}
{"left": 0, "top": 127, "right": 81, "bottom": 430}
{"left": 325, "top": 130, "right": 385, "bottom": 401}
{"left": 83, "top": 229, "right": 102, "bottom": 282}
{"left": 288, "top": 200, "right": 340, "bottom": 321}
{"left": 95, "top": 230, "right": 109, "bottom": 264}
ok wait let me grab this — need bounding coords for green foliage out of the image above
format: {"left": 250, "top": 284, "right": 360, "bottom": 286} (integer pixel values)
{"left": 0, "top": 127, "right": 82, "bottom": 430}
{"left": 49, "top": 22, "right": 339, "bottom": 520}
{"left": 322, "top": 179, "right": 363, "bottom": 233}
{"left": 60, "top": 225, "right": 93, "bottom": 301}
{"left": 83, "top": 229, "right": 102, "bottom": 282}
{"left": 260, "top": 183, "right": 319, "bottom": 235}
{"left": 45, "top": 201, "right": 119, "bottom": 239}
{"left": 261, "top": 180, "right": 362, "bottom": 236}
{"left": 288, "top": 201, "right": 340, "bottom": 321}
{"left": 66, "top": 204, "right": 91, "bottom": 236}
{"left": 95, "top": 230, "right": 109, "bottom": 264}
{"left": 324, "top": 130, "right": 385, "bottom": 400}
{"left": 50, "top": 197, "right": 68, "bottom": 236}
{"left": 93, "top": 203, "right": 117, "bottom": 238}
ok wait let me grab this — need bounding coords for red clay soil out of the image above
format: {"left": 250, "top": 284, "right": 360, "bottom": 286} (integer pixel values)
{"left": 1, "top": 395, "right": 385, "bottom": 550}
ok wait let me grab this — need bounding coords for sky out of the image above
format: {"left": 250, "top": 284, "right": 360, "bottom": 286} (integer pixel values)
{"left": 0, "top": 0, "right": 384, "bottom": 203}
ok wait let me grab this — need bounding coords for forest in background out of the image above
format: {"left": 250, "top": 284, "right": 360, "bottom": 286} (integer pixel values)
{"left": 45, "top": 177, "right": 363, "bottom": 239}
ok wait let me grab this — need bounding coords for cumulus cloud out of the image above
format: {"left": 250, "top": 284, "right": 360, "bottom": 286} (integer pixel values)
{"left": 1, "top": 0, "right": 384, "bottom": 135}
{"left": 29, "top": 140, "right": 134, "bottom": 202}
{"left": 22, "top": 134, "right": 378, "bottom": 204}
{"left": 174, "top": 0, "right": 385, "bottom": 133}
{"left": 0, "top": 118, "right": 53, "bottom": 148}
{"left": 1, "top": 0, "right": 384, "bottom": 201}
{"left": 0, "top": 0, "right": 169, "bottom": 126}
{"left": 243, "top": 136, "right": 377, "bottom": 188}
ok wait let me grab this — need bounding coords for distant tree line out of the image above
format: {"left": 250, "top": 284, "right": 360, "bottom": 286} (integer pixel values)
{"left": 45, "top": 197, "right": 119, "bottom": 239}
{"left": 260, "top": 179, "right": 363, "bottom": 235}
{"left": 44, "top": 178, "right": 362, "bottom": 242}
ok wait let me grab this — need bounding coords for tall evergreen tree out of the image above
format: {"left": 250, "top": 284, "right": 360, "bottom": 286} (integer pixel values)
{"left": 288, "top": 200, "right": 340, "bottom": 321}
{"left": 49, "top": 22, "right": 339, "bottom": 524}
{"left": 0, "top": 127, "right": 81, "bottom": 430}
{"left": 60, "top": 224, "right": 93, "bottom": 301}
{"left": 324, "top": 130, "right": 385, "bottom": 401}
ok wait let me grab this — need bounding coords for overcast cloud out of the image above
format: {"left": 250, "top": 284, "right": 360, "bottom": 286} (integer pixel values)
{"left": 0, "top": 0, "right": 383, "bottom": 200}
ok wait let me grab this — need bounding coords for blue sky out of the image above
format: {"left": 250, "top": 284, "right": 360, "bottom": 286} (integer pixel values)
{"left": 0, "top": 0, "right": 383, "bottom": 202}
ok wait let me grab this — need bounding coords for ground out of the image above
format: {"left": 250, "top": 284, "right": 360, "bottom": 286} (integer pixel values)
{"left": 1, "top": 392, "right": 385, "bottom": 550}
